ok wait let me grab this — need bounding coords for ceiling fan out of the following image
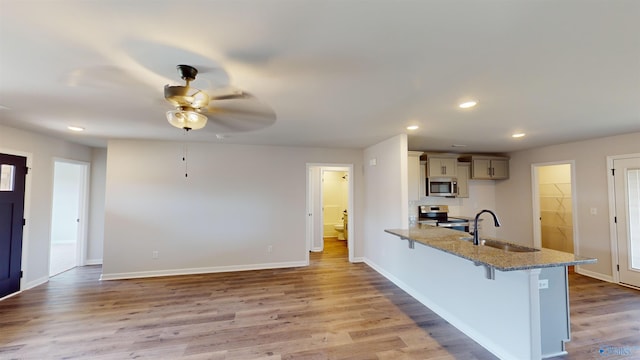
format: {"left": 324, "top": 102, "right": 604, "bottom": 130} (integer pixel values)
{"left": 164, "top": 64, "right": 275, "bottom": 132}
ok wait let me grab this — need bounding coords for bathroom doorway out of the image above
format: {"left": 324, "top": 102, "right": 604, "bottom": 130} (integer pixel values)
{"left": 49, "top": 160, "right": 89, "bottom": 276}
{"left": 306, "top": 164, "right": 354, "bottom": 263}
{"left": 532, "top": 162, "right": 577, "bottom": 253}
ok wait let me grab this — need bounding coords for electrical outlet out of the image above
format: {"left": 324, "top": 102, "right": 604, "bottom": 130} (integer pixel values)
{"left": 538, "top": 279, "right": 549, "bottom": 289}
{"left": 267, "top": 245, "right": 273, "bottom": 253}
{"left": 152, "top": 250, "right": 159, "bottom": 259}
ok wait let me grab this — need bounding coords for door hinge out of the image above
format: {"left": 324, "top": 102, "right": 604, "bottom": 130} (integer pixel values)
{"left": 20, "top": 270, "right": 23, "bottom": 278}
{"left": 614, "top": 216, "right": 617, "bottom": 223}
{"left": 25, "top": 166, "right": 29, "bottom": 175}
{"left": 611, "top": 168, "right": 615, "bottom": 176}
{"left": 22, "top": 218, "right": 26, "bottom": 226}
{"left": 617, "top": 264, "right": 620, "bottom": 271}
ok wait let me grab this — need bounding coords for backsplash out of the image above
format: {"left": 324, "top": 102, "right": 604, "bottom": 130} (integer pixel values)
{"left": 410, "top": 180, "right": 498, "bottom": 235}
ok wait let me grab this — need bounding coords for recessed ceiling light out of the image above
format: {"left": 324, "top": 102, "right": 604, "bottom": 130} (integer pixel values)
{"left": 406, "top": 125, "right": 419, "bottom": 131}
{"left": 512, "top": 133, "right": 526, "bottom": 138}
{"left": 67, "top": 126, "right": 85, "bottom": 132}
{"left": 459, "top": 100, "right": 477, "bottom": 109}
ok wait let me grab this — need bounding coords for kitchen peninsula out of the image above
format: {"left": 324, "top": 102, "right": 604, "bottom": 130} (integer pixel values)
{"left": 384, "top": 224, "right": 596, "bottom": 360}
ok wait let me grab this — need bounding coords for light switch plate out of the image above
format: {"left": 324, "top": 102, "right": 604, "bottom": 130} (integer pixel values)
{"left": 538, "top": 279, "right": 549, "bottom": 289}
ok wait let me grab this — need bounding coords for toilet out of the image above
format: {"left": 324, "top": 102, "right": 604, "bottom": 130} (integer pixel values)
{"left": 334, "top": 224, "right": 345, "bottom": 240}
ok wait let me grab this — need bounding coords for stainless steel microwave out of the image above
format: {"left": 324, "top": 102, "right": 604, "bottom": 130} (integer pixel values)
{"left": 427, "top": 178, "right": 458, "bottom": 197}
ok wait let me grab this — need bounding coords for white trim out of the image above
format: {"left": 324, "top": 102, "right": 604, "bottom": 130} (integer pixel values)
{"left": 310, "top": 247, "right": 323, "bottom": 252}
{"left": 607, "top": 153, "right": 640, "bottom": 285}
{"left": 363, "top": 257, "right": 523, "bottom": 360}
{"left": 85, "top": 258, "right": 103, "bottom": 265}
{"left": 99, "top": 261, "right": 308, "bottom": 281}
{"left": 306, "top": 163, "right": 355, "bottom": 263}
{"left": 0, "top": 148, "right": 33, "bottom": 294}
{"left": 575, "top": 267, "right": 614, "bottom": 283}
{"left": 24, "top": 275, "right": 49, "bottom": 290}
{"left": 352, "top": 257, "right": 365, "bottom": 263}
{"left": 0, "top": 290, "right": 23, "bottom": 302}
{"left": 530, "top": 161, "right": 578, "bottom": 255}
{"left": 50, "top": 159, "right": 91, "bottom": 273}
{"left": 542, "top": 351, "right": 568, "bottom": 359}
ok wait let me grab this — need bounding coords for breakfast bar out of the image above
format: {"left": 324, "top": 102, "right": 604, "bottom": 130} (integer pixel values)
{"left": 384, "top": 224, "right": 596, "bottom": 360}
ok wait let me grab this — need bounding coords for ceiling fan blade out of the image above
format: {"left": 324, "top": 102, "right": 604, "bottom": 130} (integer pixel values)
{"left": 203, "top": 98, "right": 276, "bottom": 133}
{"left": 64, "top": 65, "right": 154, "bottom": 93}
{"left": 210, "top": 92, "right": 253, "bottom": 101}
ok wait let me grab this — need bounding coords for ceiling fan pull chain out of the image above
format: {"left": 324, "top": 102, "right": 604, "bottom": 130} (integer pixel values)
{"left": 183, "top": 130, "right": 189, "bottom": 178}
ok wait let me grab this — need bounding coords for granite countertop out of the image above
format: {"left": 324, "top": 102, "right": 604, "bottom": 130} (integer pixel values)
{"left": 385, "top": 224, "right": 597, "bottom": 271}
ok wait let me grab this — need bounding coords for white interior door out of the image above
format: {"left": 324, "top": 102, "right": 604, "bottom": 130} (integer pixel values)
{"left": 50, "top": 160, "right": 88, "bottom": 276}
{"left": 614, "top": 156, "right": 640, "bottom": 288}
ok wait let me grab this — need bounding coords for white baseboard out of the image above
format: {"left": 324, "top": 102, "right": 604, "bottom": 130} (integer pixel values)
{"left": 575, "top": 267, "right": 614, "bottom": 283}
{"left": 99, "top": 260, "right": 308, "bottom": 281}
{"left": 85, "top": 258, "right": 103, "bottom": 265}
{"left": 24, "top": 275, "right": 49, "bottom": 290}
{"left": 310, "top": 247, "right": 323, "bottom": 252}
{"left": 351, "top": 257, "right": 364, "bottom": 263}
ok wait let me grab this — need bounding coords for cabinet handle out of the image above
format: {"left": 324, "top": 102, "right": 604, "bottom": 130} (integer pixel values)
{"left": 442, "top": 166, "right": 446, "bottom": 175}
{"left": 487, "top": 167, "right": 491, "bottom": 176}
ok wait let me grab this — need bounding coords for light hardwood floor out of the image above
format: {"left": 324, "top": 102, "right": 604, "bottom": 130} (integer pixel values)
{"left": 1, "top": 239, "right": 638, "bottom": 359}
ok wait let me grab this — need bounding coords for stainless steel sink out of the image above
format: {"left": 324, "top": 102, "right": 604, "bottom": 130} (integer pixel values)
{"left": 460, "top": 237, "right": 539, "bottom": 253}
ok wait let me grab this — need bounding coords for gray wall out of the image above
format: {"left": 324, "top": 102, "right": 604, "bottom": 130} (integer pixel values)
{"left": 497, "top": 131, "right": 640, "bottom": 278}
{"left": 102, "top": 139, "right": 364, "bottom": 278}
{"left": 0, "top": 125, "right": 93, "bottom": 288}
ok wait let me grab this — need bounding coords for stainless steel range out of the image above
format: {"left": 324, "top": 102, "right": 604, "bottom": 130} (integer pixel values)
{"left": 417, "top": 205, "right": 470, "bottom": 232}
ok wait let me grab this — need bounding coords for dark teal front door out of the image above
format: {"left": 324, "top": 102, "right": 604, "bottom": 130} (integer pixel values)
{"left": 0, "top": 153, "right": 27, "bottom": 298}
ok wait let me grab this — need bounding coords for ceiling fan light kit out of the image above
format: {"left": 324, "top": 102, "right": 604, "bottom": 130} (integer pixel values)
{"left": 166, "top": 109, "right": 208, "bottom": 131}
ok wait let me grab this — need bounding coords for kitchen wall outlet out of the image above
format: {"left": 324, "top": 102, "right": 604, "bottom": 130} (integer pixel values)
{"left": 267, "top": 245, "right": 273, "bottom": 253}
{"left": 590, "top": 207, "right": 597, "bottom": 215}
{"left": 152, "top": 250, "right": 159, "bottom": 259}
{"left": 538, "top": 279, "right": 549, "bottom": 289}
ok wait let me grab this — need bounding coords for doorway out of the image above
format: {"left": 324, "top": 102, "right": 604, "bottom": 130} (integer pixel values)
{"left": 0, "top": 153, "right": 27, "bottom": 298}
{"left": 49, "top": 160, "right": 89, "bottom": 276}
{"left": 532, "top": 162, "right": 577, "bottom": 253}
{"left": 609, "top": 154, "right": 640, "bottom": 288}
{"left": 306, "top": 164, "right": 354, "bottom": 263}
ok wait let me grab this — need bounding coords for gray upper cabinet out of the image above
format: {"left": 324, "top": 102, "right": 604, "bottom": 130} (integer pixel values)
{"left": 426, "top": 156, "right": 457, "bottom": 178}
{"left": 466, "top": 156, "right": 509, "bottom": 180}
{"left": 456, "top": 162, "right": 470, "bottom": 197}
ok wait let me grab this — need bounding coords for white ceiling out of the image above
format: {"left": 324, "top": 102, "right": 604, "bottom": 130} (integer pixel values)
{"left": 1, "top": 0, "right": 639, "bottom": 153}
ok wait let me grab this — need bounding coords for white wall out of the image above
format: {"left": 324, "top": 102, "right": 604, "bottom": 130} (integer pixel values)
{"left": 87, "top": 147, "right": 107, "bottom": 264}
{"left": 0, "top": 125, "right": 93, "bottom": 288}
{"left": 498, "top": 131, "right": 640, "bottom": 278}
{"left": 362, "top": 134, "right": 408, "bottom": 269}
{"left": 102, "top": 140, "right": 364, "bottom": 279}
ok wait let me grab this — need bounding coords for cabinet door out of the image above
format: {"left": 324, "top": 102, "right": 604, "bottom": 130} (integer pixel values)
{"left": 456, "top": 163, "right": 470, "bottom": 198}
{"left": 472, "top": 159, "right": 492, "bottom": 179}
{"left": 491, "top": 159, "right": 509, "bottom": 179}
{"left": 428, "top": 157, "right": 457, "bottom": 177}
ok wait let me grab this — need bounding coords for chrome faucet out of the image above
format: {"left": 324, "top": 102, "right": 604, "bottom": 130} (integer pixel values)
{"left": 473, "top": 209, "right": 501, "bottom": 245}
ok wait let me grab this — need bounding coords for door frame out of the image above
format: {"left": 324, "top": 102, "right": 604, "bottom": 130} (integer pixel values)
{"left": 531, "top": 161, "right": 579, "bottom": 253}
{"left": 50, "top": 158, "right": 90, "bottom": 269}
{"left": 607, "top": 153, "right": 640, "bottom": 285}
{"left": 306, "top": 163, "right": 354, "bottom": 264}
{"left": 0, "top": 148, "right": 32, "bottom": 298}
